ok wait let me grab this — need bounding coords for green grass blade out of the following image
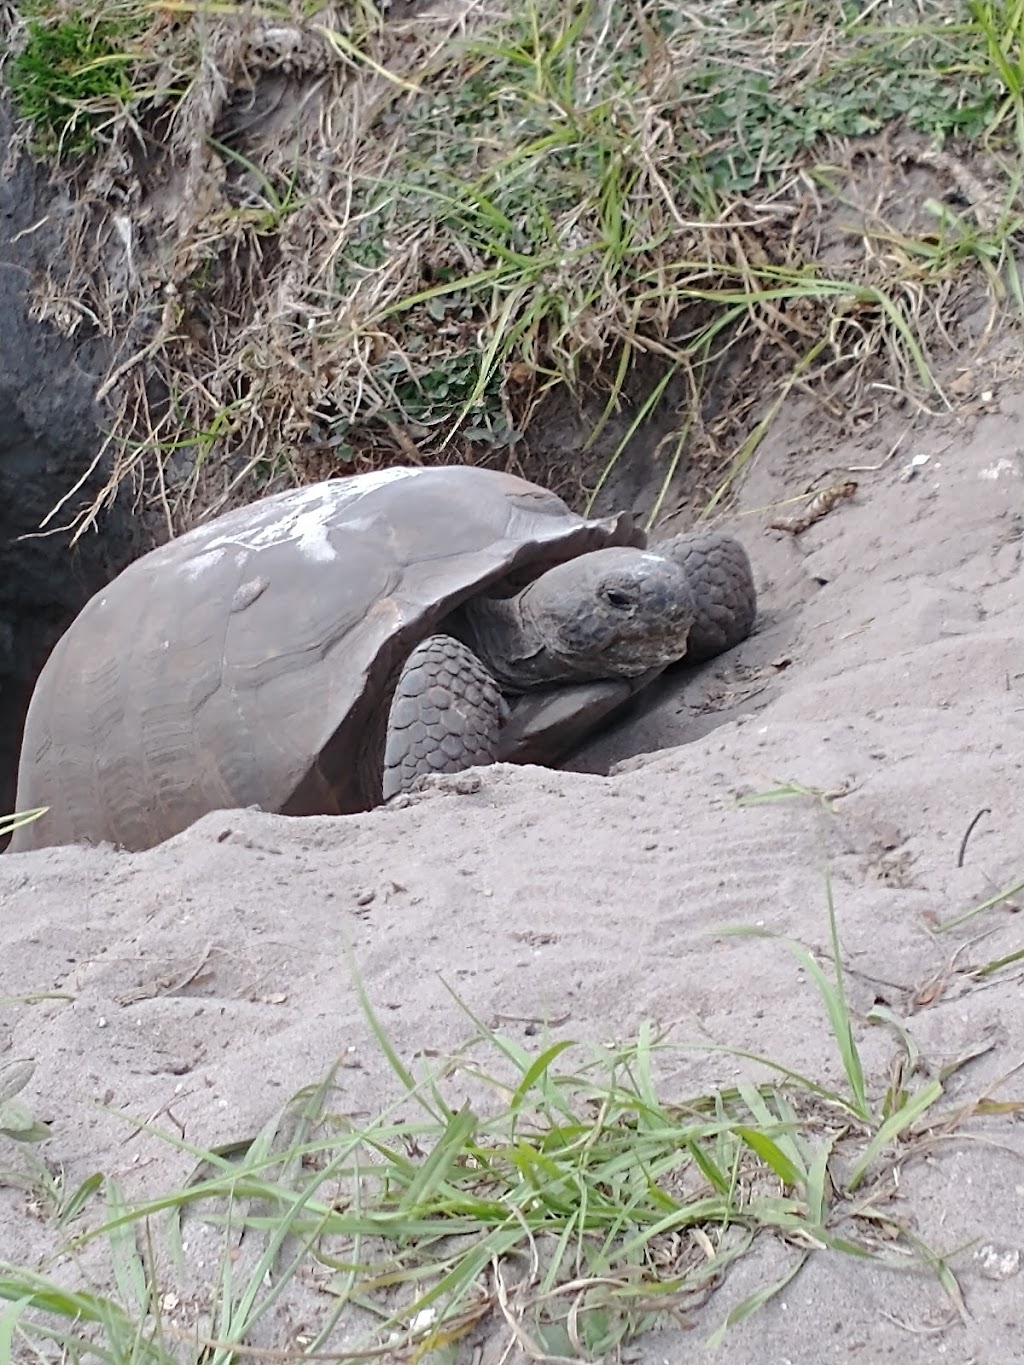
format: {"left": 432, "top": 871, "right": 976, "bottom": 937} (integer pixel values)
{"left": 846, "top": 1079, "right": 944, "bottom": 1191}
{"left": 734, "top": 1126, "right": 805, "bottom": 1188}
{"left": 397, "top": 1106, "right": 478, "bottom": 1214}
{"left": 706, "top": 1251, "right": 810, "bottom": 1348}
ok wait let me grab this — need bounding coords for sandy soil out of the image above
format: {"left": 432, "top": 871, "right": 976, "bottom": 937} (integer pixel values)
{"left": 3, "top": 379, "right": 1024, "bottom": 1363}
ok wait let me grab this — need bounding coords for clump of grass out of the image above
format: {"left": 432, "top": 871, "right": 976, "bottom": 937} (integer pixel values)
{"left": 4, "top": 0, "right": 1024, "bottom": 539}
{"left": 4, "top": 3, "right": 159, "bottom": 159}
{"left": 0, "top": 894, "right": 980, "bottom": 1362}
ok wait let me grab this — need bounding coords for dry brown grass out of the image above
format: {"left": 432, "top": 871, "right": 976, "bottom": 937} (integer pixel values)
{"left": 2, "top": 0, "right": 1022, "bottom": 541}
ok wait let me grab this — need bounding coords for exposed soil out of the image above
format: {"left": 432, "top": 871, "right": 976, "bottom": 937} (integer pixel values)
{"left": 3, "top": 349, "right": 1024, "bottom": 1359}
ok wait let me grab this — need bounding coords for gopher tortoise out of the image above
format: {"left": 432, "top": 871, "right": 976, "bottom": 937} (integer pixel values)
{"left": 10, "top": 465, "right": 756, "bottom": 853}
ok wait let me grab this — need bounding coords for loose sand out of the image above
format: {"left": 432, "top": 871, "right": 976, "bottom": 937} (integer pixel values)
{"left": 3, "top": 384, "right": 1024, "bottom": 1362}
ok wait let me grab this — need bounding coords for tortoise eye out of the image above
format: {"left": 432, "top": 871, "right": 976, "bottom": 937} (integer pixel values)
{"left": 602, "top": 587, "right": 635, "bottom": 610}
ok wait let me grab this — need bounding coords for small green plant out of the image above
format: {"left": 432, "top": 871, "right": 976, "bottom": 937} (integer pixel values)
{"left": 0, "top": 1061, "right": 50, "bottom": 1145}
{"left": 206, "top": 137, "right": 309, "bottom": 236}
{"left": 373, "top": 347, "right": 516, "bottom": 447}
{"left": 5, "top": 9, "right": 144, "bottom": 158}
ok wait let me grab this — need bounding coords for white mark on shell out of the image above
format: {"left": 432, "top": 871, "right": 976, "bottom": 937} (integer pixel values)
{"left": 337, "top": 515, "right": 379, "bottom": 534}
{"left": 980, "top": 458, "right": 1020, "bottom": 480}
{"left": 181, "top": 546, "right": 230, "bottom": 581}
{"left": 328, "top": 466, "right": 421, "bottom": 499}
{"left": 231, "top": 577, "right": 270, "bottom": 613}
{"left": 178, "top": 469, "right": 421, "bottom": 576}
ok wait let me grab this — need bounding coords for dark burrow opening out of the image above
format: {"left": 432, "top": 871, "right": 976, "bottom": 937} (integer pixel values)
{"left": 0, "top": 398, "right": 143, "bottom": 828}
{"left": 0, "top": 98, "right": 152, "bottom": 835}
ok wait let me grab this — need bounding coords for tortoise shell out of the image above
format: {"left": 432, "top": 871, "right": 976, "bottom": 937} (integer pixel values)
{"left": 11, "top": 466, "right": 643, "bottom": 852}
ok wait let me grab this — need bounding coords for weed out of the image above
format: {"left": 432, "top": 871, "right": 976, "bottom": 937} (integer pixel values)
{"left": 0, "top": 1061, "right": 50, "bottom": 1145}
{"left": 0, "top": 894, "right": 975, "bottom": 1361}
{"left": 937, "top": 872, "right": 1024, "bottom": 932}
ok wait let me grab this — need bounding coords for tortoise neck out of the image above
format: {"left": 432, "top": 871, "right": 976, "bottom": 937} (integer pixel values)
{"left": 459, "top": 594, "right": 564, "bottom": 691}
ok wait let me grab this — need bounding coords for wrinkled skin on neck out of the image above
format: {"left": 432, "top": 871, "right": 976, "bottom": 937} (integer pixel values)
{"left": 459, "top": 546, "right": 696, "bottom": 692}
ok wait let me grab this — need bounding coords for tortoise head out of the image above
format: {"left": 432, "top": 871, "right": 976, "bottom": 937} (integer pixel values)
{"left": 515, "top": 546, "right": 695, "bottom": 681}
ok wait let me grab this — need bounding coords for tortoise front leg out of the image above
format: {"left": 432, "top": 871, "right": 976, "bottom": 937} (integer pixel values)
{"left": 382, "top": 634, "right": 509, "bottom": 801}
{"left": 657, "top": 530, "right": 757, "bottom": 663}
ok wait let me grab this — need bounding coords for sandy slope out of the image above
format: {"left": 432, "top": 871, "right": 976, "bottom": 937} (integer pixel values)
{"left": 2, "top": 386, "right": 1024, "bottom": 1362}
